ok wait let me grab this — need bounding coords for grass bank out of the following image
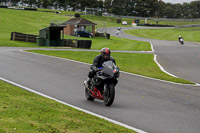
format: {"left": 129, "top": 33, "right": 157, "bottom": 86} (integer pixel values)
{"left": 125, "top": 27, "right": 200, "bottom": 43}
{"left": 0, "top": 80, "right": 136, "bottom": 133}
{"left": 0, "top": 8, "right": 150, "bottom": 51}
{"left": 1, "top": 8, "right": 199, "bottom": 48}
{"left": 65, "top": 35, "right": 151, "bottom": 51}
{"left": 26, "top": 50, "right": 194, "bottom": 84}
{"left": 82, "top": 15, "right": 200, "bottom": 27}
{"left": 91, "top": 36, "right": 150, "bottom": 50}
{"left": 0, "top": 8, "right": 69, "bottom": 47}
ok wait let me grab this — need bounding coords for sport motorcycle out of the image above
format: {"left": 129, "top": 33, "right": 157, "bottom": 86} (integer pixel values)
{"left": 84, "top": 61, "right": 120, "bottom": 106}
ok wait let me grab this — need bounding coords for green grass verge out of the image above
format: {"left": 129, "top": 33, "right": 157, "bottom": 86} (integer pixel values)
{"left": 0, "top": 80, "right": 137, "bottom": 133}
{"left": 37, "top": 8, "right": 79, "bottom": 16}
{"left": 0, "top": 8, "right": 70, "bottom": 47}
{"left": 65, "top": 35, "right": 151, "bottom": 51}
{"left": 1, "top": 8, "right": 200, "bottom": 48}
{"left": 91, "top": 36, "right": 151, "bottom": 50}
{"left": 136, "top": 19, "right": 200, "bottom": 26}
{"left": 0, "top": 8, "right": 151, "bottom": 51}
{"left": 82, "top": 15, "right": 200, "bottom": 27}
{"left": 124, "top": 27, "right": 200, "bottom": 43}
{"left": 82, "top": 15, "right": 133, "bottom": 28}
{"left": 26, "top": 50, "right": 194, "bottom": 84}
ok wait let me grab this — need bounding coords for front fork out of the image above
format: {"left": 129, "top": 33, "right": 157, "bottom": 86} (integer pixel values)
{"left": 103, "top": 84, "right": 108, "bottom": 96}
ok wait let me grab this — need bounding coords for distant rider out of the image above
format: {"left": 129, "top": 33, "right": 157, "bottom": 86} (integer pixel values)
{"left": 116, "top": 27, "right": 121, "bottom": 35}
{"left": 84, "top": 48, "right": 116, "bottom": 87}
{"left": 179, "top": 35, "right": 183, "bottom": 43}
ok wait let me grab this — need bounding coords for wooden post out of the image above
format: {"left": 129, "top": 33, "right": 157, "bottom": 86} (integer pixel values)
{"left": 13, "top": 32, "right": 15, "bottom": 40}
{"left": 26, "top": 35, "right": 28, "bottom": 42}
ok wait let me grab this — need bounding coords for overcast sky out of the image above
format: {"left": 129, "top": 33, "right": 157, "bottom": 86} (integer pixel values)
{"left": 162, "top": 0, "right": 198, "bottom": 4}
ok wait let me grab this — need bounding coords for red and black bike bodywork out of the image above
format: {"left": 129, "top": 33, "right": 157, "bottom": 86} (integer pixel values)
{"left": 84, "top": 61, "right": 120, "bottom": 106}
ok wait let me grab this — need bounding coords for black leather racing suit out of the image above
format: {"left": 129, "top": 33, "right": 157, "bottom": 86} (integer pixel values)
{"left": 88, "top": 54, "right": 116, "bottom": 78}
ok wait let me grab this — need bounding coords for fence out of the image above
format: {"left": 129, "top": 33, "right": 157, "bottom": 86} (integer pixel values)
{"left": 103, "top": 14, "right": 200, "bottom": 22}
{"left": 175, "top": 24, "right": 200, "bottom": 28}
{"left": 10, "top": 32, "right": 91, "bottom": 48}
{"left": 63, "top": 39, "right": 76, "bottom": 47}
{"left": 0, "top": 5, "right": 37, "bottom": 11}
{"left": 11, "top": 32, "right": 38, "bottom": 43}
{"left": 63, "top": 39, "right": 91, "bottom": 49}
{"left": 95, "top": 32, "right": 110, "bottom": 39}
{"left": 77, "top": 40, "right": 92, "bottom": 49}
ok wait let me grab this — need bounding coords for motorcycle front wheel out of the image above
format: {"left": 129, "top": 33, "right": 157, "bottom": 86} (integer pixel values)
{"left": 103, "top": 84, "right": 115, "bottom": 106}
{"left": 85, "top": 87, "right": 95, "bottom": 101}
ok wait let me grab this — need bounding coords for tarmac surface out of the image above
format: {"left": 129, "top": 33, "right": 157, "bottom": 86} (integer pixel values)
{"left": 0, "top": 26, "right": 200, "bottom": 133}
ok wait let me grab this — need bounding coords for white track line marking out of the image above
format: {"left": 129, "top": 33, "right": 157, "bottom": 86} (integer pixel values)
{"left": 21, "top": 50, "right": 200, "bottom": 86}
{"left": 149, "top": 42, "right": 176, "bottom": 77}
{"left": 0, "top": 76, "right": 147, "bottom": 133}
{"left": 154, "top": 55, "right": 177, "bottom": 78}
{"left": 150, "top": 42, "right": 155, "bottom": 52}
{"left": 149, "top": 42, "right": 177, "bottom": 77}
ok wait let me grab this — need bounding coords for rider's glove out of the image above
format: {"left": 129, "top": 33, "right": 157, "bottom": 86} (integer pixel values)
{"left": 95, "top": 67, "right": 101, "bottom": 72}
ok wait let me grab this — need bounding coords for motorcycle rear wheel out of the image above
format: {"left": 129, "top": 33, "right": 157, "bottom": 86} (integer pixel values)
{"left": 103, "top": 84, "right": 115, "bottom": 106}
{"left": 85, "top": 87, "right": 95, "bottom": 101}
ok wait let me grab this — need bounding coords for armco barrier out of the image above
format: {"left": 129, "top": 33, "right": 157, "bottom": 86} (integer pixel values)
{"left": 137, "top": 24, "right": 174, "bottom": 27}
{"left": 103, "top": 14, "right": 200, "bottom": 22}
{"left": 175, "top": 24, "right": 200, "bottom": 28}
{"left": 0, "top": 5, "right": 8, "bottom": 8}
{"left": 24, "top": 8, "right": 37, "bottom": 11}
{"left": 0, "top": 6, "right": 37, "bottom": 11}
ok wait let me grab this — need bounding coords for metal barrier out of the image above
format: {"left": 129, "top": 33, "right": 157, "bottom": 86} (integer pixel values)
{"left": 175, "top": 24, "right": 200, "bottom": 28}
{"left": 103, "top": 14, "right": 200, "bottom": 22}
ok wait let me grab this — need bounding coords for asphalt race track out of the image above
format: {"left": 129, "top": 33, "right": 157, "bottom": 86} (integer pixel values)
{"left": 106, "top": 27, "right": 200, "bottom": 84}
{"left": 0, "top": 26, "right": 200, "bottom": 133}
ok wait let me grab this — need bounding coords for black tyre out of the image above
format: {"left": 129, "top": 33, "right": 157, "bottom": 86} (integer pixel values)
{"left": 85, "top": 87, "right": 95, "bottom": 101}
{"left": 103, "top": 84, "right": 115, "bottom": 106}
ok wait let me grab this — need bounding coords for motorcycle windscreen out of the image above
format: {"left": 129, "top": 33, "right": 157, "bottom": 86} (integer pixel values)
{"left": 102, "top": 61, "right": 115, "bottom": 78}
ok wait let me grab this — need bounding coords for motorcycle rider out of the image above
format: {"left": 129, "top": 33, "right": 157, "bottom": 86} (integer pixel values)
{"left": 116, "top": 27, "right": 121, "bottom": 35}
{"left": 84, "top": 47, "right": 116, "bottom": 88}
{"left": 179, "top": 35, "right": 183, "bottom": 43}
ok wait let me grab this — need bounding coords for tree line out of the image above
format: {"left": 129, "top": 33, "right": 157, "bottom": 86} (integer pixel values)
{"left": 1, "top": 0, "right": 200, "bottom": 19}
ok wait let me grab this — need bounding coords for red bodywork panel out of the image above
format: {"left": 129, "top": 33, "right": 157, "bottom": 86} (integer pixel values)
{"left": 91, "top": 87, "right": 103, "bottom": 100}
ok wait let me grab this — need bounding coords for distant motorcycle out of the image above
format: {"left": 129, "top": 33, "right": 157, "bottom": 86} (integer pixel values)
{"left": 179, "top": 38, "right": 184, "bottom": 45}
{"left": 84, "top": 61, "right": 120, "bottom": 106}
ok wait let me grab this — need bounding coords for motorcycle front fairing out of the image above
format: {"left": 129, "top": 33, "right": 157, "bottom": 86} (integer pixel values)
{"left": 94, "top": 61, "right": 119, "bottom": 88}
{"left": 85, "top": 61, "right": 120, "bottom": 105}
